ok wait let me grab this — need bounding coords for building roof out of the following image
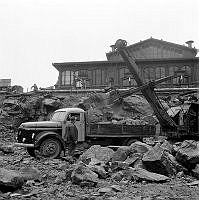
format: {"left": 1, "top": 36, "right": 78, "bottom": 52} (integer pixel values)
{"left": 106, "top": 37, "right": 198, "bottom": 57}
{"left": 52, "top": 57, "right": 199, "bottom": 71}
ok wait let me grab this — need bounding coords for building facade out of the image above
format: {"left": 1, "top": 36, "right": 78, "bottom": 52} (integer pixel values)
{"left": 53, "top": 38, "right": 199, "bottom": 89}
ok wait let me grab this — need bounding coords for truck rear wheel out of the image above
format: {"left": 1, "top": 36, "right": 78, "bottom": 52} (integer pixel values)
{"left": 27, "top": 147, "right": 36, "bottom": 157}
{"left": 38, "top": 138, "right": 62, "bottom": 159}
{"left": 123, "top": 138, "right": 138, "bottom": 146}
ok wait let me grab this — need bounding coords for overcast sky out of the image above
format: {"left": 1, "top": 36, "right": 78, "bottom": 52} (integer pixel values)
{"left": 0, "top": 0, "right": 198, "bottom": 91}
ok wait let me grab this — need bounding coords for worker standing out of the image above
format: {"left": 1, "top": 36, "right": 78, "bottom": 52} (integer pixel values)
{"left": 66, "top": 116, "right": 78, "bottom": 157}
{"left": 31, "top": 84, "right": 38, "bottom": 92}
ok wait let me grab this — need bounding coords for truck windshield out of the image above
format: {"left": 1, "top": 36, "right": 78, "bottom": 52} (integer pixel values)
{"left": 51, "top": 111, "right": 66, "bottom": 122}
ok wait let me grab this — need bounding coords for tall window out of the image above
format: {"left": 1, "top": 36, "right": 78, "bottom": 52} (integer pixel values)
{"left": 92, "top": 69, "right": 106, "bottom": 86}
{"left": 143, "top": 67, "right": 155, "bottom": 83}
{"left": 74, "top": 69, "right": 92, "bottom": 88}
{"left": 169, "top": 66, "right": 179, "bottom": 84}
{"left": 182, "top": 66, "right": 191, "bottom": 84}
{"left": 169, "top": 66, "right": 191, "bottom": 85}
{"left": 61, "top": 71, "right": 73, "bottom": 85}
{"left": 155, "top": 67, "right": 166, "bottom": 79}
{"left": 119, "top": 67, "right": 136, "bottom": 87}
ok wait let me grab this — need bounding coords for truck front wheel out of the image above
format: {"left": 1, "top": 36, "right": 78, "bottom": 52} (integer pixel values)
{"left": 38, "top": 138, "right": 62, "bottom": 159}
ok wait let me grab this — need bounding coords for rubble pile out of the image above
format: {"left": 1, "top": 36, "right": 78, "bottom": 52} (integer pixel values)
{"left": 0, "top": 93, "right": 85, "bottom": 130}
{"left": 0, "top": 92, "right": 154, "bottom": 135}
{"left": 1, "top": 139, "right": 199, "bottom": 199}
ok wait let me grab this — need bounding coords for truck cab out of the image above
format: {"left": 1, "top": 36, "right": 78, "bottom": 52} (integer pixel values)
{"left": 15, "top": 107, "right": 85, "bottom": 158}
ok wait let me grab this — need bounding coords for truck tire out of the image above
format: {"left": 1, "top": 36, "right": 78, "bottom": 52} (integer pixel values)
{"left": 27, "top": 147, "right": 36, "bottom": 157}
{"left": 38, "top": 138, "right": 62, "bottom": 159}
{"left": 124, "top": 138, "right": 138, "bottom": 146}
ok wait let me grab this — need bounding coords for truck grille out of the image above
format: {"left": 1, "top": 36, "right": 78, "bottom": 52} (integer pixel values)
{"left": 17, "top": 129, "right": 33, "bottom": 143}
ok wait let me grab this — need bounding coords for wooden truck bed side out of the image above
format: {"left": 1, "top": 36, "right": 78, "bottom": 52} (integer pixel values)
{"left": 86, "top": 122, "right": 156, "bottom": 138}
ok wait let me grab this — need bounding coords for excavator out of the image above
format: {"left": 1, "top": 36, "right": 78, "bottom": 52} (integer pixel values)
{"left": 106, "top": 39, "right": 199, "bottom": 139}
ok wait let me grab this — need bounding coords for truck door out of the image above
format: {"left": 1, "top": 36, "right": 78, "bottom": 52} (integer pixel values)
{"left": 68, "top": 112, "right": 85, "bottom": 142}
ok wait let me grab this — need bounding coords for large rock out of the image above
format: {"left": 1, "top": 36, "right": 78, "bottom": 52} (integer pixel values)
{"left": 42, "top": 98, "right": 61, "bottom": 108}
{"left": 110, "top": 161, "right": 129, "bottom": 172}
{"left": 111, "top": 171, "right": 124, "bottom": 181}
{"left": 124, "top": 167, "right": 169, "bottom": 183}
{"left": 19, "top": 166, "right": 41, "bottom": 181}
{"left": 192, "top": 164, "right": 199, "bottom": 179}
{"left": 160, "top": 140, "right": 173, "bottom": 154}
{"left": 80, "top": 145, "right": 114, "bottom": 164}
{"left": 142, "top": 144, "right": 179, "bottom": 176}
{"left": 89, "top": 165, "right": 107, "bottom": 179}
{"left": 0, "top": 144, "right": 14, "bottom": 154}
{"left": 71, "top": 162, "right": 98, "bottom": 185}
{"left": 175, "top": 140, "right": 199, "bottom": 167}
{"left": 112, "top": 146, "right": 130, "bottom": 162}
{"left": 0, "top": 168, "right": 25, "bottom": 191}
{"left": 130, "top": 141, "right": 152, "bottom": 155}
{"left": 125, "top": 153, "right": 143, "bottom": 168}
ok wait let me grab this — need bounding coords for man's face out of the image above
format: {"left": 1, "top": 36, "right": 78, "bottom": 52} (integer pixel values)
{"left": 71, "top": 120, "right": 76, "bottom": 124}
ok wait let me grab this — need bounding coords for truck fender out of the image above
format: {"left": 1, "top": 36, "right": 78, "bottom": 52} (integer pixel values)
{"left": 34, "top": 131, "right": 66, "bottom": 150}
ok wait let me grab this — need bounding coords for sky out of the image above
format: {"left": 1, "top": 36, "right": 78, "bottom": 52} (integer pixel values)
{"left": 0, "top": 0, "right": 198, "bottom": 91}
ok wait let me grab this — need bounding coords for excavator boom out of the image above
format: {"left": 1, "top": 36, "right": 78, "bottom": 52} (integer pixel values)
{"left": 114, "top": 39, "right": 177, "bottom": 129}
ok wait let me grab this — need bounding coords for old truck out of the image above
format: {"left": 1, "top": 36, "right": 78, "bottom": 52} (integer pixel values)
{"left": 15, "top": 107, "right": 155, "bottom": 158}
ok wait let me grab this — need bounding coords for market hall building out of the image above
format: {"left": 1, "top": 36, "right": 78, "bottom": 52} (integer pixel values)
{"left": 52, "top": 38, "right": 199, "bottom": 89}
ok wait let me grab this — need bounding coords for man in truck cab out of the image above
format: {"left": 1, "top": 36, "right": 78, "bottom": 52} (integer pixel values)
{"left": 64, "top": 116, "right": 78, "bottom": 156}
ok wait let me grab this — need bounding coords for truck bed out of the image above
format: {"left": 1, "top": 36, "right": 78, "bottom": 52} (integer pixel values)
{"left": 87, "top": 122, "right": 155, "bottom": 137}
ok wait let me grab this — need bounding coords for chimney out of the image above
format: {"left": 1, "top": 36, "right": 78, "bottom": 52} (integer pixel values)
{"left": 186, "top": 40, "right": 194, "bottom": 48}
